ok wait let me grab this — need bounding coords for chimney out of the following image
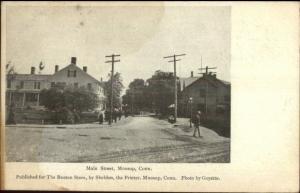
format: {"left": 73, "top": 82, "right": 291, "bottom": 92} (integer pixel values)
{"left": 83, "top": 66, "right": 87, "bottom": 72}
{"left": 71, "top": 57, "right": 77, "bottom": 65}
{"left": 191, "top": 71, "right": 194, "bottom": 77}
{"left": 31, "top": 67, "right": 35, "bottom": 75}
{"left": 55, "top": 65, "right": 59, "bottom": 73}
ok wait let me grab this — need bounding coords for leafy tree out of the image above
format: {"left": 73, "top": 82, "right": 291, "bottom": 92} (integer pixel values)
{"left": 122, "top": 70, "right": 180, "bottom": 116}
{"left": 40, "top": 87, "right": 64, "bottom": 111}
{"left": 6, "top": 61, "right": 17, "bottom": 124}
{"left": 122, "top": 79, "right": 149, "bottom": 113}
{"left": 6, "top": 61, "right": 16, "bottom": 76}
{"left": 146, "top": 70, "right": 177, "bottom": 115}
{"left": 104, "top": 72, "right": 124, "bottom": 109}
{"left": 40, "top": 86, "right": 100, "bottom": 123}
{"left": 128, "top": 79, "right": 145, "bottom": 89}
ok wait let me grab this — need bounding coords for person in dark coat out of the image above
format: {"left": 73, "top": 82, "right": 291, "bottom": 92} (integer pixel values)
{"left": 193, "top": 111, "right": 202, "bottom": 137}
{"left": 6, "top": 103, "right": 16, "bottom": 125}
{"left": 98, "top": 112, "right": 104, "bottom": 124}
{"left": 113, "top": 110, "right": 117, "bottom": 123}
{"left": 104, "top": 111, "right": 109, "bottom": 122}
{"left": 117, "top": 109, "right": 122, "bottom": 120}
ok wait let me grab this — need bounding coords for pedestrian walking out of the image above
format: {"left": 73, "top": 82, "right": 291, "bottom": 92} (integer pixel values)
{"left": 104, "top": 110, "right": 109, "bottom": 122}
{"left": 117, "top": 109, "right": 122, "bottom": 120}
{"left": 6, "top": 103, "right": 16, "bottom": 125}
{"left": 193, "top": 111, "right": 202, "bottom": 137}
{"left": 113, "top": 110, "right": 117, "bottom": 123}
{"left": 98, "top": 111, "right": 104, "bottom": 124}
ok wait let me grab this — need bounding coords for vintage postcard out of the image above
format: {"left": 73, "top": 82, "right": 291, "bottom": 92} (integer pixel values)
{"left": 1, "top": 1, "right": 299, "bottom": 192}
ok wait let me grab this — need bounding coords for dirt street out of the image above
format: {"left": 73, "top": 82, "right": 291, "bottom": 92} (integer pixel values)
{"left": 5, "top": 116, "right": 230, "bottom": 163}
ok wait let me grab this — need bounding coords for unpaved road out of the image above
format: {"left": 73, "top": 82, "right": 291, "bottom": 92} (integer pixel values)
{"left": 5, "top": 116, "right": 230, "bottom": 163}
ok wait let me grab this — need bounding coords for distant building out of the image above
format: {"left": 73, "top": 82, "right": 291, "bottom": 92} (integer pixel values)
{"left": 6, "top": 57, "right": 105, "bottom": 110}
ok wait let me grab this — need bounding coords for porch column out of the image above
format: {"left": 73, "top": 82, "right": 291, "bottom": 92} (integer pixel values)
{"left": 9, "top": 92, "right": 12, "bottom": 106}
{"left": 36, "top": 93, "right": 40, "bottom": 106}
{"left": 22, "top": 92, "right": 26, "bottom": 107}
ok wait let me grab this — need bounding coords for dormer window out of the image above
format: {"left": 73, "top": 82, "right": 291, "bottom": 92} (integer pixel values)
{"left": 67, "top": 70, "right": 77, "bottom": 77}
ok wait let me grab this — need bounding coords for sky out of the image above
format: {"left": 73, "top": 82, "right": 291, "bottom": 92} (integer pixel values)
{"left": 5, "top": 4, "right": 231, "bottom": 89}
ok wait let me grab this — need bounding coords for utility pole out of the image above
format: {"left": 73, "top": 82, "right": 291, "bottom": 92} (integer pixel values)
{"left": 189, "top": 97, "right": 193, "bottom": 128}
{"left": 199, "top": 66, "right": 217, "bottom": 75}
{"left": 164, "top": 53, "right": 186, "bottom": 122}
{"left": 198, "top": 66, "right": 217, "bottom": 115}
{"left": 200, "top": 55, "right": 203, "bottom": 71}
{"left": 105, "top": 54, "right": 120, "bottom": 125}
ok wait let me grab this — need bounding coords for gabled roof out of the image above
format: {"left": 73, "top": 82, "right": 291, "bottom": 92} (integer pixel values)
{"left": 220, "top": 80, "right": 230, "bottom": 86}
{"left": 179, "top": 77, "right": 199, "bottom": 91}
{"left": 181, "top": 75, "right": 230, "bottom": 92}
{"left": 53, "top": 63, "right": 100, "bottom": 83}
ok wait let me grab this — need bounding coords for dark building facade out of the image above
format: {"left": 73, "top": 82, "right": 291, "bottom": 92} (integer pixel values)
{"left": 179, "top": 73, "right": 231, "bottom": 136}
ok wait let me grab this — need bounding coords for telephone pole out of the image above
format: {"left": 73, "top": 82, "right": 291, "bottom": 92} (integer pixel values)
{"left": 199, "top": 66, "right": 217, "bottom": 75}
{"left": 105, "top": 54, "right": 120, "bottom": 125}
{"left": 198, "top": 66, "right": 217, "bottom": 115}
{"left": 164, "top": 53, "right": 186, "bottom": 122}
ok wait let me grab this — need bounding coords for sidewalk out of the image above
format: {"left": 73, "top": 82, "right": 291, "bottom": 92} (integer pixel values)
{"left": 5, "top": 117, "right": 133, "bottom": 129}
{"left": 165, "top": 118, "right": 230, "bottom": 143}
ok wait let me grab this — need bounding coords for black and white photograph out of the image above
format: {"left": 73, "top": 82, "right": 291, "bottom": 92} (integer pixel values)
{"left": 1, "top": 1, "right": 300, "bottom": 192}
{"left": 3, "top": 3, "right": 232, "bottom": 163}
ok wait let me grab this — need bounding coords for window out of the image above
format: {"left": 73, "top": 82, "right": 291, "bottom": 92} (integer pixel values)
{"left": 7, "top": 80, "right": 11, "bottom": 88}
{"left": 199, "top": 88, "right": 206, "bottom": 98}
{"left": 51, "top": 82, "right": 55, "bottom": 88}
{"left": 20, "top": 81, "right": 24, "bottom": 89}
{"left": 74, "top": 82, "right": 78, "bottom": 88}
{"left": 67, "top": 70, "right": 77, "bottom": 77}
{"left": 34, "top": 82, "right": 40, "bottom": 89}
{"left": 87, "top": 83, "right": 92, "bottom": 90}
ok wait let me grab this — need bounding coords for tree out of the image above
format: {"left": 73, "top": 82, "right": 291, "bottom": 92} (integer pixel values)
{"left": 122, "top": 79, "right": 149, "bottom": 114}
{"left": 128, "top": 79, "right": 145, "bottom": 90}
{"left": 122, "top": 70, "right": 180, "bottom": 116}
{"left": 40, "top": 86, "right": 100, "bottom": 123}
{"left": 104, "top": 72, "right": 124, "bottom": 109}
{"left": 6, "top": 61, "right": 17, "bottom": 124}
{"left": 40, "top": 87, "right": 64, "bottom": 111}
{"left": 146, "top": 70, "right": 177, "bottom": 116}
